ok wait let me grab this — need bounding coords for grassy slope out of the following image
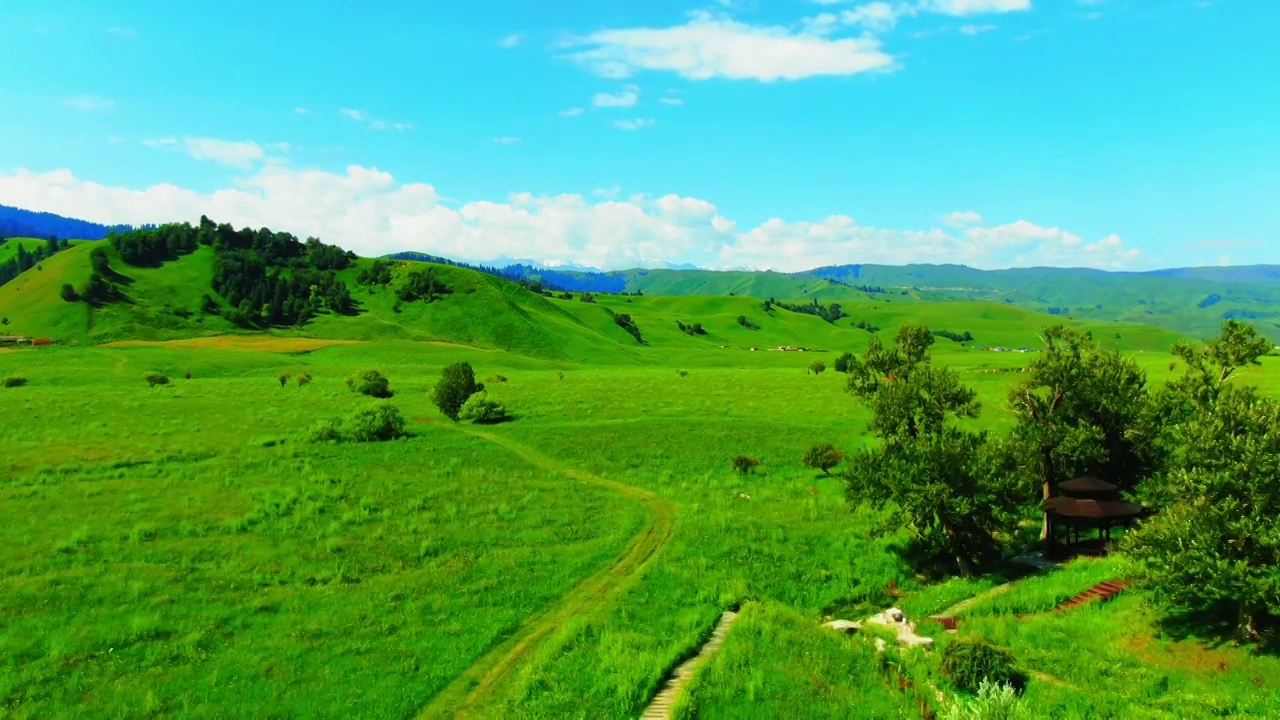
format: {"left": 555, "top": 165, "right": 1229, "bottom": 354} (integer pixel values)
{"left": 618, "top": 265, "right": 1280, "bottom": 342}
{"left": 1, "top": 249, "right": 1188, "bottom": 361}
{"left": 0, "top": 238, "right": 55, "bottom": 264}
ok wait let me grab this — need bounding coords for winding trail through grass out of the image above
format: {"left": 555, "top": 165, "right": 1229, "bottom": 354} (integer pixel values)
{"left": 415, "top": 419, "right": 678, "bottom": 719}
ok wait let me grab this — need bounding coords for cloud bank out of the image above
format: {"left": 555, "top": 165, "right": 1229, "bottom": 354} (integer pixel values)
{"left": 0, "top": 162, "right": 1138, "bottom": 272}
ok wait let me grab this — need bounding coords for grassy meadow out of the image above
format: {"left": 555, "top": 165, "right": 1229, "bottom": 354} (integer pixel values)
{"left": 4, "top": 240, "right": 1280, "bottom": 718}
{"left": 2, "top": 332, "right": 1279, "bottom": 718}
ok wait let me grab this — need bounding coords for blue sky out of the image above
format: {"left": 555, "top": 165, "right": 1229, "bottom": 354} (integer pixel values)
{"left": 0, "top": 0, "right": 1276, "bottom": 271}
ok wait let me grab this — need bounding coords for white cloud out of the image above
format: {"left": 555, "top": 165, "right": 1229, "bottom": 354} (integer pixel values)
{"left": 559, "top": 107, "right": 585, "bottom": 117}
{"left": 1082, "top": 11, "right": 1102, "bottom": 20}
{"left": 614, "top": 118, "right": 656, "bottom": 130}
{"left": 181, "top": 138, "right": 266, "bottom": 168}
{"left": 959, "top": 23, "right": 997, "bottom": 34}
{"left": 107, "top": 135, "right": 125, "bottom": 145}
{"left": 64, "top": 95, "right": 115, "bottom": 112}
{"left": 0, "top": 165, "right": 1142, "bottom": 272}
{"left": 841, "top": 2, "right": 907, "bottom": 32}
{"left": 339, "top": 108, "right": 366, "bottom": 122}
{"left": 140, "top": 137, "right": 177, "bottom": 147}
{"left": 493, "top": 136, "right": 522, "bottom": 144}
{"left": 919, "top": 0, "right": 1030, "bottom": 14}
{"left": 942, "top": 210, "right": 984, "bottom": 227}
{"left": 564, "top": 10, "right": 895, "bottom": 82}
{"left": 343, "top": 109, "right": 411, "bottom": 131}
{"left": 592, "top": 84, "right": 641, "bottom": 108}
{"left": 497, "top": 33, "right": 523, "bottom": 48}
{"left": 660, "top": 97, "right": 684, "bottom": 105}
{"left": 106, "top": 26, "right": 138, "bottom": 40}
{"left": 294, "top": 107, "right": 310, "bottom": 114}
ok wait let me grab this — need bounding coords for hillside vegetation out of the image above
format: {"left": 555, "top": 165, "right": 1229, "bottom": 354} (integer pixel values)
{"left": 1, "top": 223, "right": 1187, "bottom": 360}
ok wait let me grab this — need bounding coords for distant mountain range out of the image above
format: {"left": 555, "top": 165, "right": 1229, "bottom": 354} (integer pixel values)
{"left": 0, "top": 204, "right": 133, "bottom": 242}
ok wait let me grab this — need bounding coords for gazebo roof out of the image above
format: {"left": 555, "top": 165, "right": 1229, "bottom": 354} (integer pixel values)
{"left": 1044, "top": 496, "right": 1146, "bottom": 520}
{"left": 1058, "top": 476, "right": 1119, "bottom": 494}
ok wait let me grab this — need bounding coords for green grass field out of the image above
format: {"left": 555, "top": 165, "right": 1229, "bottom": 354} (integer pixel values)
{"left": 3, "top": 245, "right": 1280, "bottom": 717}
{"left": 2, "top": 334, "right": 1278, "bottom": 718}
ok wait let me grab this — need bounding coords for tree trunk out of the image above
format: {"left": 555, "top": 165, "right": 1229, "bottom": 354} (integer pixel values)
{"left": 1237, "top": 603, "right": 1261, "bottom": 643}
{"left": 1040, "top": 443, "right": 1056, "bottom": 542}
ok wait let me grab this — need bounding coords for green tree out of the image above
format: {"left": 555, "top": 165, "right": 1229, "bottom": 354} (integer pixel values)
{"left": 802, "top": 443, "right": 844, "bottom": 475}
{"left": 843, "top": 326, "right": 1021, "bottom": 576}
{"left": 1125, "top": 321, "right": 1278, "bottom": 640}
{"left": 89, "top": 246, "right": 111, "bottom": 275}
{"left": 834, "top": 351, "right": 855, "bottom": 373}
{"left": 59, "top": 283, "right": 79, "bottom": 302}
{"left": 808, "top": 359, "right": 826, "bottom": 375}
{"left": 1007, "top": 326, "right": 1155, "bottom": 538}
{"left": 731, "top": 455, "right": 761, "bottom": 476}
{"left": 144, "top": 373, "right": 170, "bottom": 388}
{"left": 432, "top": 361, "right": 482, "bottom": 421}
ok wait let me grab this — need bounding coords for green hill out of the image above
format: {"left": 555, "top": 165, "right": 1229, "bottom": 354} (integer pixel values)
{"left": 0, "top": 238, "right": 1190, "bottom": 361}
{"left": 599, "top": 264, "right": 1280, "bottom": 342}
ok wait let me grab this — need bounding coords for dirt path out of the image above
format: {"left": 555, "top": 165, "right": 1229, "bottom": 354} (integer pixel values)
{"left": 640, "top": 610, "right": 739, "bottom": 719}
{"left": 415, "top": 421, "right": 678, "bottom": 719}
{"left": 937, "top": 582, "right": 1015, "bottom": 618}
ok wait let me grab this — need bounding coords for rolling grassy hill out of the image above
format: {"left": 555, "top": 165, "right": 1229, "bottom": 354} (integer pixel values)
{"left": 0, "top": 240, "right": 1190, "bottom": 359}
{"left": 436, "top": 259, "right": 1280, "bottom": 343}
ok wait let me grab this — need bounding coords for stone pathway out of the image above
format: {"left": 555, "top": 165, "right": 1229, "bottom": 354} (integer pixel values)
{"left": 640, "top": 610, "right": 739, "bottom": 719}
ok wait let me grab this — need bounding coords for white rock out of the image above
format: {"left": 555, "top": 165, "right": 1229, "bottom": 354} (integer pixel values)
{"left": 822, "top": 619, "right": 861, "bottom": 633}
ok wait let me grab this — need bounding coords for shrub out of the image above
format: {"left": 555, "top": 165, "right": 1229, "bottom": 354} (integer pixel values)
{"left": 296, "top": 373, "right": 312, "bottom": 387}
{"left": 278, "top": 372, "right": 292, "bottom": 388}
{"left": 308, "top": 417, "right": 345, "bottom": 443}
{"left": 346, "top": 369, "right": 393, "bottom": 398}
{"left": 184, "top": 371, "right": 193, "bottom": 380}
{"left": 731, "top": 455, "right": 761, "bottom": 476}
{"left": 144, "top": 373, "right": 170, "bottom": 388}
{"left": 940, "top": 680, "right": 1029, "bottom": 720}
{"left": 309, "top": 404, "right": 407, "bottom": 443}
{"left": 834, "top": 351, "right": 855, "bottom": 373}
{"left": 939, "top": 636, "right": 1024, "bottom": 695}
{"left": 59, "top": 283, "right": 79, "bottom": 302}
{"left": 802, "top": 443, "right": 845, "bottom": 475}
{"left": 432, "top": 361, "right": 482, "bottom": 420}
{"left": 459, "top": 392, "right": 509, "bottom": 424}
{"left": 580, "top": 292, "right": 596, "bottom": 303}
{"left": 808, "top": 360, "right": 826, "bottom": 375}
{"left": 737, "top": 315, "right": 760, "bottom": 330}
{"left": 345, "top": 404, "right": 408, "bottom": 442}
{"left": 486, "top": 374, "right": 508, "bottom": 383}
{"left": 677, "top": 370, "right": 689, "bottom": 377}
{"left": 2, "top": 376, "right": 28, "bottom": 388}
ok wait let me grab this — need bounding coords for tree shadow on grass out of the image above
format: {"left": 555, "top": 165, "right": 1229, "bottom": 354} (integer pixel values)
{"left": 1154, "top": 605, "right": 1280, "bottom": 655}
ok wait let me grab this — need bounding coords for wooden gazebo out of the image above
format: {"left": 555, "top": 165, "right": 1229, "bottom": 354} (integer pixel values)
{"left": 1044, "top": 477, "right": 1152, "bottom": 558}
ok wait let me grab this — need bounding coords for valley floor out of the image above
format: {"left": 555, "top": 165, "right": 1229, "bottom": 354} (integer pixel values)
{"left": 2, "top": 337, "right": 1279, "bottom": 718}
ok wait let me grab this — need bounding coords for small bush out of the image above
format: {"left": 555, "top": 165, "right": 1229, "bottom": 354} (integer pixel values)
{"left": 278, "top": 372, "right": 292, "bottom": 388}
{"left": 486, "top": 374, "right": 508, "bottom": 383}
{"left": 309, "top": 404, "right": 407, "bottom": 443}
{"left": 59, "top": 283, "right": 79, "bottom": 302}
{"left": 834, "top": 351, "right": 855, "bottom": 373}
{"left": 459, "top": 392, "right": 509, "bottom": 424}
{"left": 347, "top": 369, "right": 393, "bottom": 398}
{"left": 802, "top": 443, "right": 845, "bottom": 475}
{"left": 344, "top": 404, "right": 408, "bottom": 442}
{"left": 939, "top": 636, "right": 1024, "bottom": 695}
{"left": 296, "top": 373, "right": 312, "bottom": 387}
{"left": 678, "top": 370, "right": 689, "bottom": 377}
{"left": 808, "top": 360, "right": 826, "bottom": 375}
{"left": 737, "top": 315, "right": 760, "bottom": 330}
{"left": 731, "top": 455, "right": 761, "bottom": 476}
{"left": 308, "top": 418, "right": 345, "bottom": 443}
{"left": 940, "top": 680, "right": 1029, "bottom": 720}
{"left": 184, "top": 371, "right": 193, "bottom": 380}
{"left": 144, "top": 373, "right": 170, "bottom": 388}
{"left": 2, "top": 376, "right": 28, "bottom": 389}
